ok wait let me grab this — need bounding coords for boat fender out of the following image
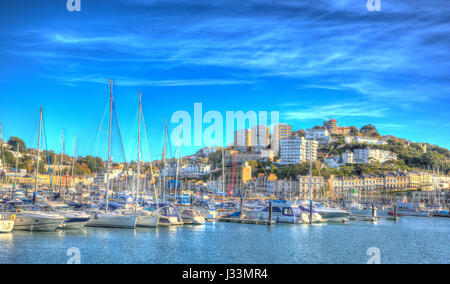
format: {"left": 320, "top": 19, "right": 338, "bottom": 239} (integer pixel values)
{"left": 10, "top": 214, "right": 16, "bottom": 222}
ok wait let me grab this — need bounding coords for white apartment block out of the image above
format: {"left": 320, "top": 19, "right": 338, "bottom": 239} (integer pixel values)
{"left": 279, "top": 138, "right": 318, "bottom": 165}
{"left": 250, "top": 125, "right": 270, "bottom": 151}
{"left": 342, "top": 151, "right": 354, "bottom": 164}
{"left": 345, "top": 136, "right": 387, "bottom": 145}
{"left": 271, "top": 123, "right": 293, "bottom": 156}
{"left": 234, "top": 129, "right": 251, "bottom": 150}
{"left": 305, "top": 128, "right": 331, "bottom": 144}
{"left": 352, "top": 148, "right": 398, "bottom": 164}
{"left": 181, "top": 164, "right": 212, "bottom": 178}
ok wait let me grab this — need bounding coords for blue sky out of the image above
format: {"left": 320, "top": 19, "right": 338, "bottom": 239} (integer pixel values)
{"left": 0, "top": 0, "right": 449, "bottom": 162}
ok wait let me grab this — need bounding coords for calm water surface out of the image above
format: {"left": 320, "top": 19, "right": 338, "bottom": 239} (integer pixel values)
{"left": 0, "top": 217, "right": 449, "bottom": 264}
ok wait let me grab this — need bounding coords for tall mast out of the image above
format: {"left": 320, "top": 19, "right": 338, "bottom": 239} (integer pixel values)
{"left": 222, "top": 147, "right": 225, "bottom": 201}
{"left": 135, "top": 92, "right": 142, "bottom": 212}
{"left": 162, "top": 119, "right": 167, "bottom": 202}
{"left": 0, "top": 123, "right": 4, "bottom": 185}
{"left": 71, "top": 135, "right": 77, "bottom": 193}
{"left": 174, "top": 126, "right": 182, "bottom": 203}
{"left": 105, "top": 80, "right": 113, "bottom": 212}
{"left": 309, "top": 142, "right": 313, "bottom": 224}
{"left": 59, "top": 129, "right": 65, "bottom": 193}
{"left": 34, "top": 107, "right": 43, "bottom": 194}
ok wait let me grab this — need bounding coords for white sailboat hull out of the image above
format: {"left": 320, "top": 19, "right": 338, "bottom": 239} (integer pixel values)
{"left": 13, "top": 215, "right": 64, "bottom": 231}
{"left": 158, "top": 216, "right": 183, "bottom": 226}
{"left": 86, "top": 213, "right": 137, "bottom": 229}
{"left": 136, "top": 214, "right": 159, "bottom": 228}
{"left": 182, "top": 216, "right": 206, "bottom": 225}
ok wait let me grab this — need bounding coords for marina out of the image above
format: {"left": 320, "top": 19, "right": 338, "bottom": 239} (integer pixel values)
{"left": 0, "top": 216, "right": 448, "bottom": 264}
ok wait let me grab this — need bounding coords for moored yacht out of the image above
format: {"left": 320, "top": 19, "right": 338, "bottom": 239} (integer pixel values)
{"left": 299, "top": 201, "right": 349, "bottom": 222}
{"left": 4, "top": 201, "right": 65, "bottom": 231}
{"left": 37, "top": 202, "right": 91, "bottom": 230}
{"left": 181, "top": 208, "right": 206, "bottom": 225}
{"left": 246, "top": 200, "right": 310, "bottom": 224}
{"left": 345, "top": 202, "right": 363, "bottom": 211}
{"left": 388, "top": 202, "right": 430, "bottom": 217}
{"left": 194, "top": 201, "right": 217, "bottom": 221}
{"left": 146, "top": 204, "right": 183, "bottom": 226}
{"left": 86, "top": 211, "right": 137, "bottom": 229}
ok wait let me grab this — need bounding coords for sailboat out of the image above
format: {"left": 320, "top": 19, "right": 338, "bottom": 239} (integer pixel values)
{"left": 86, "top": 80, "right": 137, "bottom": 229}
{"left": 146, "top": 120, "right": 183, "bottom": 226}
{"left": 133, "top": 92, "right": 159, "bottom": 228}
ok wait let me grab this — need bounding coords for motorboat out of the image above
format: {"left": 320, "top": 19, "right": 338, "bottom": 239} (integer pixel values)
{"left": 194, "top": 201, "right": 218, "bottom": 221}
{"left": 181, "top": 208, "right": 206, "bottom": 225}
{"left": 345, "top": 202, "right": 363, "bottom": 211}
{"left": 246, "top": 200, "right": 312, "bottom": 224}
{"left": 4, "top": 201, "right": 65, "bottom": 231}
{"left": 302, "top": 202, "right": 349, "bottom": 222}
{"left": 146, "top": 204, "right": 183, "bottom": 226}
{"left": 388, "top": 203, "right": 430, "bottom": 217}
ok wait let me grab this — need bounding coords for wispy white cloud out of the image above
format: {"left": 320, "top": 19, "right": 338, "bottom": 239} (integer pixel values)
{"left": 48, "top": 74, "right": 254, "bottom": 87}
{"left": 283, "top": 102, "right": 389, "bottom": 121}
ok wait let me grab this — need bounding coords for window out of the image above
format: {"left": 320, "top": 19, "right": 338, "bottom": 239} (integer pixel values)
{"left": 283, "top": 208, "right": 293, "bottom": 216}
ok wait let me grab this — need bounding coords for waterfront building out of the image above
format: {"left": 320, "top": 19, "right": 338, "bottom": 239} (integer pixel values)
{"left": 224, "top": 162, "right": 252, "bottom": 196}
{"left": 279, "top": 138, "right": 318, "bottom": 165}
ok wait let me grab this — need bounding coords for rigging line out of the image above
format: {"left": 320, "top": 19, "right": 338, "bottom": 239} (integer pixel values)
{"left": 41, "top": 113, "right": 54, "bottom": 201}
{"left": 141, "top": 111, "right": 154, "bottom": 175}
{"left": 166, "top": 123, "right": 174, "bottom": 160}
{"left": 112, "top": 99, "right": 132, "bottom": 187}
{"left": 122, "top": 106, "right": 139, "bottom": 161}
{"left": 142, "top": 112, "right": 158, "bottom": 203}
{"left": 92, "top": 98, "right": 110, "bottom": 158}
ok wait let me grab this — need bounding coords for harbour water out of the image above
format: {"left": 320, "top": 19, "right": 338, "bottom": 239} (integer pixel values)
{"left": 0, "top": 217, "right": 449, "bottom": 264}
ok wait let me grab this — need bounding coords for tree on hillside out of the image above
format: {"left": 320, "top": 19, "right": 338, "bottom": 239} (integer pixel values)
{"left": 207, "top": 150, "right": 222, "bottom": 167}
{"left": 292, "top": 130, "right": 305, "bottom": 137}
{"left": 8, "top": 137, "right": 27, "bottom": 152}
{"left": 360, "top": 124, "right": 380, "bottom": 137}
{"left": 349, "top": 126, "right": 361, "bottom": 136}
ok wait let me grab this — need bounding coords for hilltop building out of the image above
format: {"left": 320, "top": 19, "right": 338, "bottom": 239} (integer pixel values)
{"left": 342, "top": 148, "right": 397, "bottom": 164}
{"left": 305, "top": 128, "right": 331, "bottom": 144}
{"left": 345, "top": 136, "right": 387, "bottom": 145}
